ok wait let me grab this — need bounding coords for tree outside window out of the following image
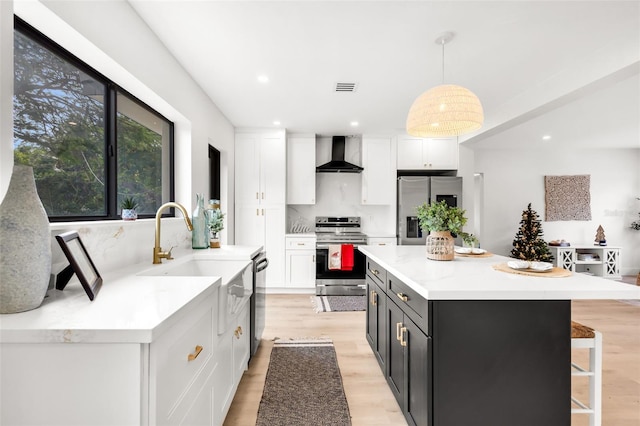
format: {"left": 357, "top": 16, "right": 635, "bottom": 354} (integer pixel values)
{"left": 13, "top": 18, "right": 173, "bottom": 220}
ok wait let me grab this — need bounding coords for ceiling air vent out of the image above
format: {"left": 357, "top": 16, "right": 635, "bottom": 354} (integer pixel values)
{"left": 335, "top": 82, "right": 357, "bottom": 92}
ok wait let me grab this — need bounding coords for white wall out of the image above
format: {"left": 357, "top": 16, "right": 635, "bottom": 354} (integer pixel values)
{"left": 0, "top": 1, "right": 13, "bottom": 200}
{"left": 2, "top": 0, "right": 236, "bottom": 274}
{"left": 471, "top": 75, "right": 640, "bottom": 276}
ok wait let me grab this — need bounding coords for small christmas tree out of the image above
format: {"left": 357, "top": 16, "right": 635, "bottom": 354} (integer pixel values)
{"left": 510, "top": 203, "right": 553, "bottom": 262}
{"left": 594, "top": 225, "right": 606, "bottom": 245}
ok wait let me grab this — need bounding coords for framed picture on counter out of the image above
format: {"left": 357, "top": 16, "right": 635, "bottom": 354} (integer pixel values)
{"left": 55, "top": 230, "right": 102, "bottom": 301}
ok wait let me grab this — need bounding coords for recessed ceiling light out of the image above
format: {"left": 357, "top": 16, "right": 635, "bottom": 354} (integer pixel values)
{"left": 273, "top": 121, "right": 281, "bottom": 126}
{"left": 257, "top": 75, "right": 269, "bottom": 83}
{"left": 350, "top": 121, "right": 359, "bottom": 127}
{"left": 542, "top": 135, "right": 552, "bottom": 141}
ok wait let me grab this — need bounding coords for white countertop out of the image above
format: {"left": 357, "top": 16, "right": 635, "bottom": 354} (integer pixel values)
{"left": 190, "top": 244, "right": 263, "bottom": 260}
{"left": 359, "top": 245, "right": 640, "bottom": 301}
{"left": 0, "top": 246, "right": 262, "bottom": 344}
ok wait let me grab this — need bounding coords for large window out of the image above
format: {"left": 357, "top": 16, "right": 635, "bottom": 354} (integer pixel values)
{"left": 13, "top": 17, "right": 173, "bottom": 221}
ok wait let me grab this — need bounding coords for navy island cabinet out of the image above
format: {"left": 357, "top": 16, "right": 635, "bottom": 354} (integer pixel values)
{"left": 365, "top": 257, "right": 570, "bottom": 426}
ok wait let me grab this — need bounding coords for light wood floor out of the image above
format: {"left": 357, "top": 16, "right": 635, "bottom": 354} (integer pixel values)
{"left": 224, "top": 294, "right": 640, "bottom": 426}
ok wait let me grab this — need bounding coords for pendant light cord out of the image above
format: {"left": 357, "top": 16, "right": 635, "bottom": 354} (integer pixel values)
{"left": 441, "top": 39, "right": 446, "bottom": 84}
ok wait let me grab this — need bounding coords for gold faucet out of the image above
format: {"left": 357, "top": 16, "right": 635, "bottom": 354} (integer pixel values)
{"left": 153, "top": 202, "right": 193, "bottom": 264}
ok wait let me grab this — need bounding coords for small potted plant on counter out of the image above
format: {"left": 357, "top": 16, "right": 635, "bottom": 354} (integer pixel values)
{"left": 206, "top": 208, "right": 225, "bottom": 248}
{"left": 460, "top": 232, "right": 478, "bottom": 249}
{"left": 120, "top": 196, "right": 138, "bottom": 221}
{"left": 416, "top": 200, "right": 467, "bottom": 261}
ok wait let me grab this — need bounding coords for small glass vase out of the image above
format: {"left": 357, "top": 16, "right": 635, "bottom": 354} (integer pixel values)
{"left": 463, "top": 239, "right": 477, "bottom": 249}
{"left": 191, "top": 194, "right": 208, "bottom": 249}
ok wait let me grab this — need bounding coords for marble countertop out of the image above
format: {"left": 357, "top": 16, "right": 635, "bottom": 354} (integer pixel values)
{"left": 358, "top": 245, "right": 640, "bottom": 301}
{"left": 0, "top": 246, "right": 262, "bottom": 344}
{"left": 190, "top": 244, "right": 263, "bottom": 260}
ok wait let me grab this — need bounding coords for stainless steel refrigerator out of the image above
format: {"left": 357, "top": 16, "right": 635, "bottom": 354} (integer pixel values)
{"left": 397, "top": 176, "right": 463, "bottom": 245}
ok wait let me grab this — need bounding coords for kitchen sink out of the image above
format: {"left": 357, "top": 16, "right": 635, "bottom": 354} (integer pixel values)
{"left": 138, "top": 258, "right": 247, "bottom": 279}
{"left": 139, "top": 258, "right": 252, "bottom": 334}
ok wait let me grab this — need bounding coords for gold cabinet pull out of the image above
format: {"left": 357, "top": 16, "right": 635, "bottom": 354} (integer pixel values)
{"left": 396, "top": 292, "right": 408, "bottom": 302}
{"left": 371, "top": 290, "right": 377, "bottom": 306}
{"left": 400, "top": 327, "right": 407, "bottom": 347}
{"left": 234, "top": 326, "right": 243, "bottom": 339}
{"left": 187, "top": 345, "right": 203, "bottom": 361}
{"left": 396, "top": 322, "right": 403, "bottom": 341}
{"left": 370, "top": 268, "right": 379, "bottom": 276}
{"left": 256, "top": 192, "right": 259, "bottom": 199}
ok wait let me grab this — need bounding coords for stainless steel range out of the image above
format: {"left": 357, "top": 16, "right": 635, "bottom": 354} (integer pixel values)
{"left": 315, "top": 216, "right": 367, "bottom": 296}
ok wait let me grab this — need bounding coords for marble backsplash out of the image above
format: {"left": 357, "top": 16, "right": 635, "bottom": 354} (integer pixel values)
{"left": 287, "top": 172, "right": 395, "bottom": 237}
{"left": 49, "top": 218, "right": 193, "bottom": 278}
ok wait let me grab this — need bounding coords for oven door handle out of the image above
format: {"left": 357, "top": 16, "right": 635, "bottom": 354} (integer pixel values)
{"left": 255, "top": 258, "right": 269, "bottom": 272}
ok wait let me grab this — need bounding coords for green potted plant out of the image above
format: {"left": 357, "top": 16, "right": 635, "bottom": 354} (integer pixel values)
{"left": 120, "top": 196, "right": 138, "bottom": 221}
{"left": 416, "top": 200, "right": 467, "bottom": 261}
{"left": 460, "top": 232, "right": 478, "bottom": 248}
{"left": 206, "top": 208, "right": 225, "bottom": 248}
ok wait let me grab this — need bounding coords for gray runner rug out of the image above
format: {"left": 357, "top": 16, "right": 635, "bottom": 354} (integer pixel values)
{"left": 311, "top": 295, "right": 366, "bottom": 312}
{"left": 256, "top": 338, "right": 352, "bottom": 426}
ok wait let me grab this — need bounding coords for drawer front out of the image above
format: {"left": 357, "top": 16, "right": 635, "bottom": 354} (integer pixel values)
{"left": 151, "top": 295, "right": 215, "bottom": 419}
{"left": 286, "top": 237, "right": 316, "bottom": 250}
{"left": 366, "top": 257, "right": 387, "bottom": 289}
{"left": 387, "top": 273, "right": 428, "bottom": 334}
{"left": 367, "top": 237, "right": 397, "bottom": 246}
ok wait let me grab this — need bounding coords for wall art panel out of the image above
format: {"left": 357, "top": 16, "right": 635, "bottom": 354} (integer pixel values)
{"left": 544, "top": 175, "right": 592, "bottom": 221}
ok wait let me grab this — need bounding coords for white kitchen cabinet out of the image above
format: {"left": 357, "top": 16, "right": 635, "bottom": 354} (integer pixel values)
{"left": 287, "top": 134, "right": 316, "bottom": 204}
{"left": 235, "top": 131, "right": 286, "bottom": 205}
{"left": 213, "top": 302, "right": 250, "bottom": 425}
{"left": 0, "top": 292, "right": 218, "bottom": 426}
{"left": 285, "top": 235, "right": 317, "bottom": 289}
{"left": 361, "top": 136, "right": 395, "bottom": 205}
{"left": 235, "top": 205, "right": 285, "bottom": 287}
{"left": 235, "top": 130, "right": 286, "bottom": 288}
{"left": 397, "top": 135, "right": 458, "bottom": 170}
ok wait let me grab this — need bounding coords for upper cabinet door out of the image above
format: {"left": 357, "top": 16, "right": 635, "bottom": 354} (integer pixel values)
{"left": 235, "top": 134, "right": 261, "bottom": 204}
{"left": 259, "top": 134, "right": 286, "bottom": 205}
{"left": 362, "top": 136, "right": 394, "bottom": 205}
{"left": 397, "top": 135, "right": 459, "bottom": 170}
{"left": 235, "top": 131, "right": 286, "bottom": 205}
{"left": 286, "top": 135, "right": 316, "bottom": 205}
{"left": 396, "top": 137, "right": 425, "bottom": 170}
{"left": 425, "top": 138, "right": 459, "bottom": 170}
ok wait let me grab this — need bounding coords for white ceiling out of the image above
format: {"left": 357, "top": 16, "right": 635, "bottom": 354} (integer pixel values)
{"left": 129, "top": 0, "right": 640, "bottom": 149}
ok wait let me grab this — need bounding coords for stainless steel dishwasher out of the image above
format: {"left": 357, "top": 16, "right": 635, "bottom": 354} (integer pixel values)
{"left": 250, "top": 251, "right": 268, "bottom": 359}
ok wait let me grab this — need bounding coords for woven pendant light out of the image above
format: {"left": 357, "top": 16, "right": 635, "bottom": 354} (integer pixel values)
{"left": 406, "top": 32, "right": 483, "bottom": 137}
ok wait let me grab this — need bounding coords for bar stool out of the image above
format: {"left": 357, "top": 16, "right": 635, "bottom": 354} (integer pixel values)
{"left": 571, "top": 321, "right": 602, "bottom": 426}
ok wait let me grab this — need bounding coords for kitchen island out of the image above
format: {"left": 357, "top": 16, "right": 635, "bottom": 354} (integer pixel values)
{"left": 359, "top": 245, "right": 640, "bottom": 426}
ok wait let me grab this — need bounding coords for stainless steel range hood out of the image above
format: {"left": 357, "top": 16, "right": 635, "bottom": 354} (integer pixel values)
{"left": 316, "top": 136, "right": 364, "bottom": 173}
